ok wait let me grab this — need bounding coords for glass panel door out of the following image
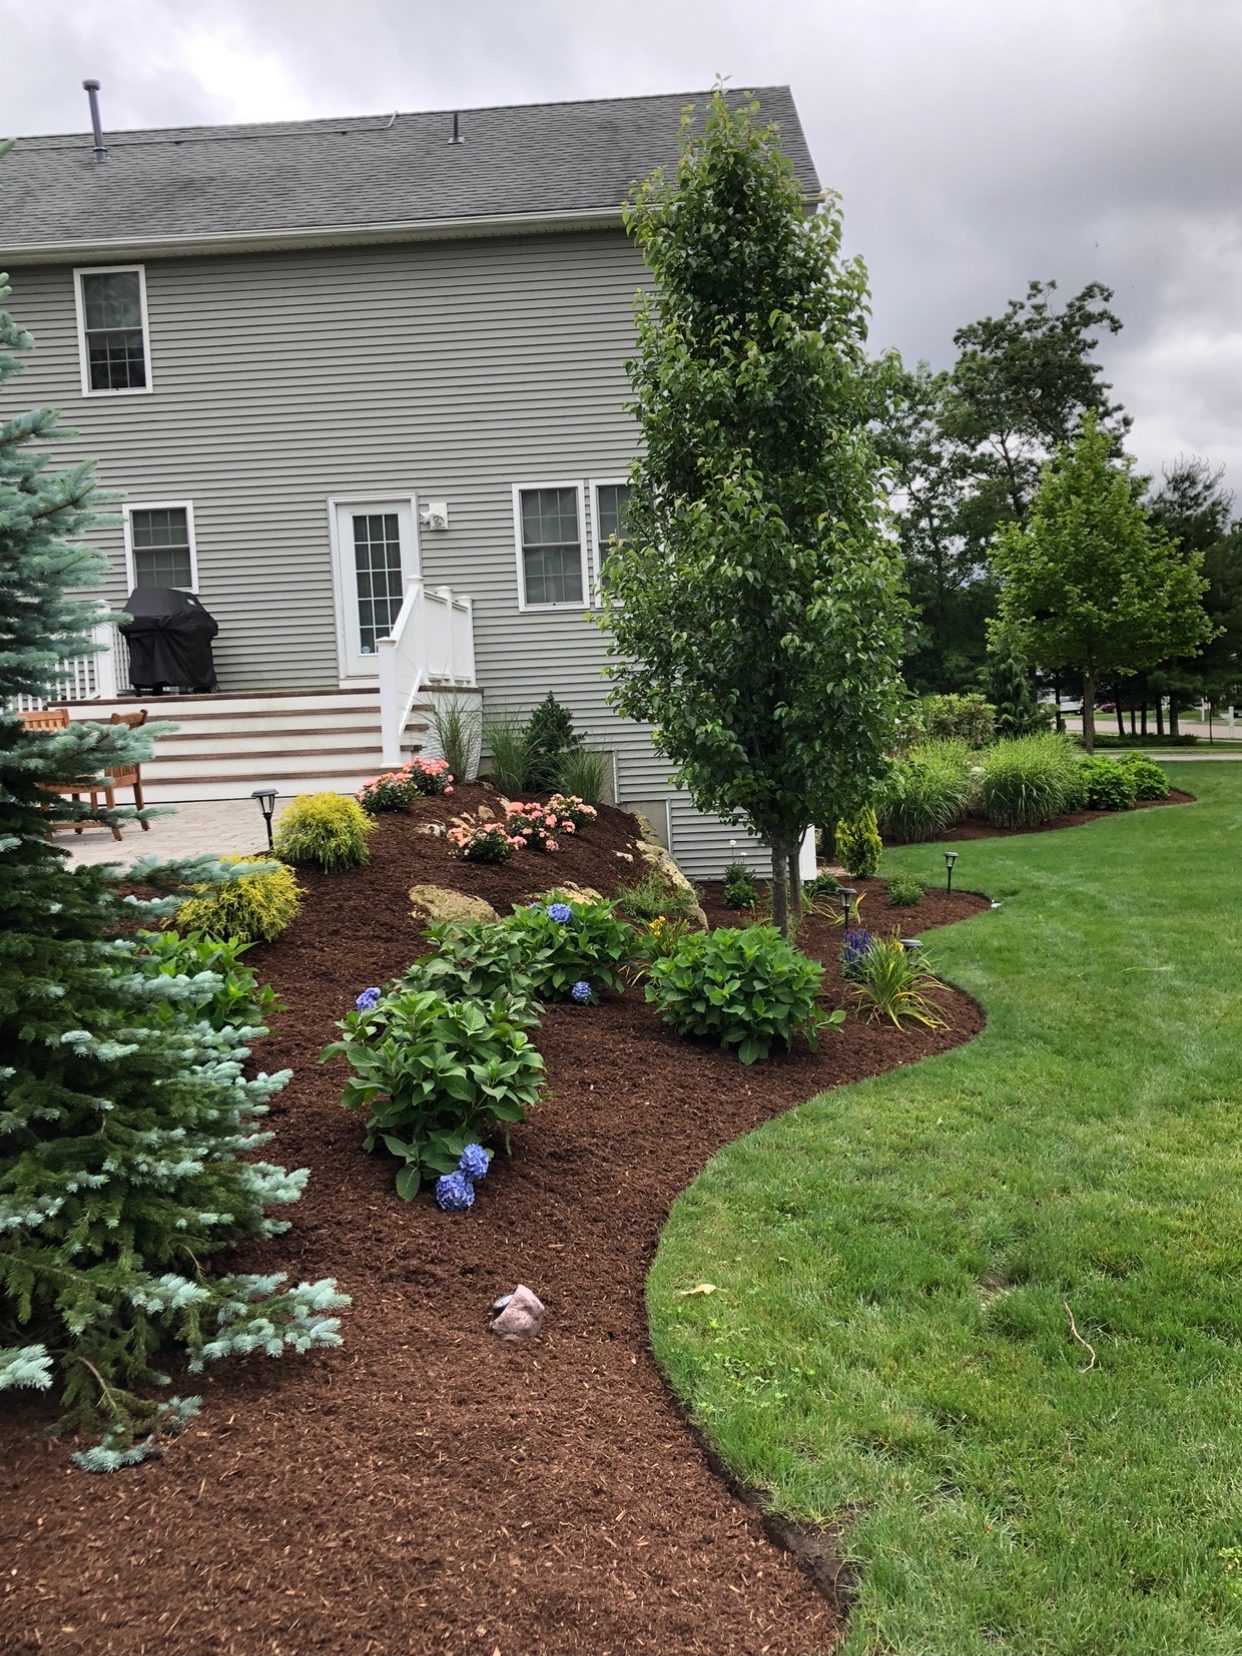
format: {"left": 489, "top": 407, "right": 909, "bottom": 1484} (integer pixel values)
{"left": 333, "top": 499, "right": 418, "bottom": 678}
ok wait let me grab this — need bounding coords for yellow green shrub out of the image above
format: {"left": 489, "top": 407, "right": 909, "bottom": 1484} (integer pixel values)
{"left": 273, "top": 792, "right": 374, "bottom": 871}
{"left": 175, "top": 855, "right": 303, "bottom": 943}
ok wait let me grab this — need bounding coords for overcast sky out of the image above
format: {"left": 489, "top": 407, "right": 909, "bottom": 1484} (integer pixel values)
{"left": 5, "top": 0, "right": 1240, "bottom": 504}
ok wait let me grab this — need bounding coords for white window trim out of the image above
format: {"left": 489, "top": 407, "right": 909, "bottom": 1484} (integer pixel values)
{"left": 122, "top": 500, "right": 199, "bottom": 593}
{"left": 74, "top": 264, "right": 154, "bottom": 398}
{"left": 325, "top": 492, "right": 422, "bottom": 685}
{"left": 588, "top": 475, "right": 631, "bottom": 607}
{"left": 512, "top": 481, "right": 589, "bottom": 612}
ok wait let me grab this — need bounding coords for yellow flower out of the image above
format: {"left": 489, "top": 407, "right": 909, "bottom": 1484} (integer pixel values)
{"left": 649, "top": 916, "right": 666, "bottom": 933}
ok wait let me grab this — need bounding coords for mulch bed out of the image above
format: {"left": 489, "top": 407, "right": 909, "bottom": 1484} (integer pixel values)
{"left": 0, "top": 788, "right": 987, "bottom": 1656}
{"left": 933, "top": 787, "right": 1194, "bottom": 841}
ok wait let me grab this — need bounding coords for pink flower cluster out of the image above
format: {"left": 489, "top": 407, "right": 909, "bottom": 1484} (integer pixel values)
{"left": 502, "top": 799, "right": 572, "bottom": 852}
{"left": 356, "top": 756, "right": 455, "bottom": 813}
{"left": 447, "top": 816, "right": 526, "bottom": 864}
{"left": 546, "top": 793, "right": 599, "bottom": 832}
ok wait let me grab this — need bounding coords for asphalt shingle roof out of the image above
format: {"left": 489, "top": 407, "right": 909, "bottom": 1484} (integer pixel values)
{"left": 1, "top": 87, "right": 817, "bottom": 253}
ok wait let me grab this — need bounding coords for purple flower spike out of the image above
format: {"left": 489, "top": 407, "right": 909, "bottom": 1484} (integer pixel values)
{"left": 355, "top": 986, "right": 382, "bottom": 1012}
{"left": 435, "top": 1171, "right": 475, "bottom": 1212}
{"left": 571, "top": 980, "right": 592, "bottom": 1005}
{"left": 458, "top": 1143, "right": 490, "bottom": 1181}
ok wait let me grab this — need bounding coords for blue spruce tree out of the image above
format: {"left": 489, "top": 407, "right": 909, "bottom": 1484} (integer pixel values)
{"left": 0, "top": 255, "right": 346, "bottom": 1470}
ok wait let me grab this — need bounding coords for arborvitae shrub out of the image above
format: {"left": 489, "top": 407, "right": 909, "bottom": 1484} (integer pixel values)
{"left": 835, "top": 806, "right": 883, "bottom": 878}
{"left": 525, "top": 692, "right": 580, "bottom": 793}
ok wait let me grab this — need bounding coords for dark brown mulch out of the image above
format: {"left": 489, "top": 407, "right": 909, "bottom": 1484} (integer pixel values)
{"left": 934, "top": 787, "right": 1194, "bottom": 841}
{"left": 0, "top": 794, "right": 987, "bottom": 1656}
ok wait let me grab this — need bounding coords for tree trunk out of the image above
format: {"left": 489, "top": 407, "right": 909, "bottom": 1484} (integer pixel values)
{"left": 787, "top": 851, "right": 803, "bottom": 937}
{"left": 1169, "top": 694, "right": 1180, "bottom": 739}
{"left": 769, "top": 843, "right": 789, "bottom": 937}
{"left": 1116, "top": 699, "right": 1126, "bottom": 740}
{"left": 1081, "top": 671, "right": 1096, "bottom": 753}
{"left": 1054, "top": 674, "right": 1064, "bottom": 732}
{"left": 1155, "top": 696, "right": 1164, "bottom": 738}
{"left": 1129, "top": 701, "right": 1137, "bottom": 737}
{"left": 1140, "top": 676, "right": 1148, "bottom": 737}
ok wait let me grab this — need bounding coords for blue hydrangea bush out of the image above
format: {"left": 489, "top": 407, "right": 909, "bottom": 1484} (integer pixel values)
{"left": 499, "top": 894, "right": 638, "bottom": 1001}
{"left": 646, "top": 925, "right": 841, "bottom": 1064}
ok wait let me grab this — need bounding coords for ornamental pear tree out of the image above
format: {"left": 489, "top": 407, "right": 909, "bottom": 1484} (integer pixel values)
{"left": 992, "top": 412, "right": 1212, "bottom": 751}
{"left": 0, "top": 261, "right": 346, "bottom": 1469}
{"left": 599, "top": 89, "right": 905, "bottom": 933}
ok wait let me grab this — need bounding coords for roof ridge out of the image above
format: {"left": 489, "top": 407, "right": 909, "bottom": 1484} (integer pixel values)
{"left": 12, "top": 84, "right": 791, "bottom": 149}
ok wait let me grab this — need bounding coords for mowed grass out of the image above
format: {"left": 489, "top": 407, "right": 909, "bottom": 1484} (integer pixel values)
{"left": 648, "top": 764, "right": 1242, "bottom": 1655}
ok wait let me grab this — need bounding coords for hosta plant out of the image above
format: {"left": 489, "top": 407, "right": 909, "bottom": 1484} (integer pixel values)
{"left": 645, "top": 925, "right": 839, "bottom": 1063}
{"left": 324, "top": 989, "right": 545, "bottom": 1199}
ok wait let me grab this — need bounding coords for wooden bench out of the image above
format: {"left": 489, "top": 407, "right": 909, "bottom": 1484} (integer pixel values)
{"left": 18, "top": 707, "right": 150, "bottom": 840}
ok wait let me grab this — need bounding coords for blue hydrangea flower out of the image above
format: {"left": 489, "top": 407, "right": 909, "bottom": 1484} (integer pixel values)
{"left": 546, "top": 902, "right": 573, "bottom": 923}
{"left": 355, "top": 986, "right": 382, "bottom": 1012}
{"left": 458, "top": 1143, "right": 490, "bottom": 1181}
{"left": 434, "top": 1171, "right": 475, "bottom": 1212}
{"left": 571, "top": 980, "right": 592, "bottom": 1005}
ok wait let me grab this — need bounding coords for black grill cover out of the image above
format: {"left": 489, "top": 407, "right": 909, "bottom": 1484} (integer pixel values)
{"left": 122, "top": 587, "right": 219, "bottom": 693}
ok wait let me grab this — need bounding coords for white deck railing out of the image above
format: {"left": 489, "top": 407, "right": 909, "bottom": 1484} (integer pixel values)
{"left": 10, "top": 616, "right": 129, "bottom": 712}
{"left": 377, "top": 578, "right": 477, "bottom": 766}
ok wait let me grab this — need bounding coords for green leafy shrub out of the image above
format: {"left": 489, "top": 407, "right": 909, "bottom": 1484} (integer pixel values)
{"left": 325, "top": 990, "right": 545, "bottom": 1199}
{"left": 875, "top": 739, "right": 978, "bottom": 843}
{"left": 1079, "top": 755, "right": 1139, "bottom": 811}
{"left": 803, "top": 870, "right": 842, "bottom": 901}
{"left": 614, "top": 869, "right": 701, "bottom": 924}
{"left": 501, "top": 894, "right": 638, "bottom": 1000}
{"left": 722, "top": 861, "right": 757, "bottom": 910}
{"left": 134, "top": 929, "right": 280, "bottom": 1031}
{"left": 1121, "top": 752, "right": 1171, "bottom": 801}
{"left": 645, "top": 925, "right": 840, "bottom": 1063}
{"left": 835, "top": 805, "right": 882, "bottom": 878}
{"left": 920, "top": 692, "right": 995, "bottom": 747}
{"left": 979, "top": 733, "right": 1084, "bottom": 828}
{"left": 481, "top": 708, "right": 538, "bottom": 795}
{"left": 849, "top": 934, "right": 947, "bottom": 1029}
{"left": 173, "top": 854, "right": 302, "bottom": 943}
{"left": 398, "top": 923, "right": 542, "bottom": 1015}
{"left": 274, "top": 793, "right": 374, "bottom": 871}
{"left": 887, "top": 874, "right": 924, "bottom": 906}
{"left": 525, "top": 691, "right": 580, "bottom": 792}
{"left": 556, "top": 746, "right": 610, "bottom": 806}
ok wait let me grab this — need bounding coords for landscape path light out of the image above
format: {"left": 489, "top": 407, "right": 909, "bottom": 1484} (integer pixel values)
{"left": 250, "top": 786, "right": 278, "bottom": 850}
{"left": 838, "top": 886, "right": 858, "bottom": 925}
{"left": 944, "top": 850, "right": 958, "bottom": 893}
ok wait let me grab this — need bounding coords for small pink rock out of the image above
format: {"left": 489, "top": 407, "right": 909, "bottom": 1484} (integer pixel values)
{"left": 489, "top": 1284, "right": 545, "bottom": 1343}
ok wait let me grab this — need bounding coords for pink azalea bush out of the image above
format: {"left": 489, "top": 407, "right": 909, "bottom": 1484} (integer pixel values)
{"left": 503, "top": 800, "right": 568, "bottom": 852}
{"left": 357, "top": 757, "right": 455, "bottom": 813}
{"left": 447, "top": 815, "right": 526, "bottom": 864}
{"left": 546, "top": 793, "right": 599, "bottom": 832}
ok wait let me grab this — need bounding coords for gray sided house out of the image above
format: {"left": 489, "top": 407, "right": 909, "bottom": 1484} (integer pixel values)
{"left": 0, "top": 87, "right": 819, "bottom": 878}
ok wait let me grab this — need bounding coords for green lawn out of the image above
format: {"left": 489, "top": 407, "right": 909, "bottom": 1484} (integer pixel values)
{"left": 649, "top": 763, "right": 1242, "bottom": 1655}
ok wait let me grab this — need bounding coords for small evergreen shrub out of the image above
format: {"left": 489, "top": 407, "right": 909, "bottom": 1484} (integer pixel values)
{"left": 556, "top": 746, "right": 610, "bottom": 806}
{"left": 722, "top": 861, "right": 757, "bottom": 910}
{"left": 1121, "top": 752, "right": 1171, "bottom": 801}
{"left": 876, "top": 740, "right": 977, "bottom": 843}
{"left": 173, "top": 855, "right": 302, "bottom": 943}
{"left": 979, "top": 734, "right": 1084, "bottom": 828}
{"left": 1079, "top": 755, "right": 1138, "bottom": 811}
{"left": 920, "top": 692, "right": 995, "bottom": 747}
{"left": 835, "top": 806, "right": 882, "bottom": 878}
{"left": 501, "top": 895, "right": 638, "bottom": 1000}
{"left": 645, "top": 925, "right": 839, "bottom": 1063}
{"left": 274, "top": 793, "right": 374, "bottom": 871}
{"left": 614, "top": 870, "right": 701, "bottom": 924}
{"left": 526, "top": 691, "right": 580, "bottom": 792}
{"left": 887, "top": 874, "right": 924, "bottom": 906}
{"left": 326, "top": 990, "right": 545, "bottom": 1199}
{"left": 849, "top": 934, "right": 947, "bottom": 1029}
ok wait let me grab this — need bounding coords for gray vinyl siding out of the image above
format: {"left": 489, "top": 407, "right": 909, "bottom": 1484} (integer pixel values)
{"left": 1, "top": 231, "right": 770, "bottom": 877}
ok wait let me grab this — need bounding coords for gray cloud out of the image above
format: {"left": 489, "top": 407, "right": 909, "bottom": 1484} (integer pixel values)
{"left": 6, "top": 0, "right": 1240, "bottom": 500}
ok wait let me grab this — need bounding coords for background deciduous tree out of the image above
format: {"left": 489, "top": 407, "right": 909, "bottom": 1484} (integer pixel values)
{"left": 599, "top": 88, "right": 906, "bottom": 934}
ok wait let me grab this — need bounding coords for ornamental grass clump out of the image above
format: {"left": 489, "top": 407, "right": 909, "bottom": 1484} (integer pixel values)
{"left": 173, "top": 854, "right": 302, "bottom": 943}
{"left": 979, "top": 732, "right": 1084, "bottom": 829}
{"left": 274, "top": 792, "right": 374, "bottom": 871}
{"left": 645, "top": 925, "right": 840, "bottom": 1064}
{"left": 325, "top": 991, "right": 544, "bottom": 1200}
{"left": 614, "top": 869, "right": 702, "bottom": 925}
{"left": 849, "top": 933, "right": 947, "bottom": 1030}
{"left": 1079, "top": 754, "right": 1139, "bottom": 812}
{"left": 875, "top": 739, "right": 977, "bottom": 843}
{"left": 555, "top": 746, "right": 609, "bottom": 806}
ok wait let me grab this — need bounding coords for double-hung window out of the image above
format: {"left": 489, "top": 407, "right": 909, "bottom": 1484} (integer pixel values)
{"left": 591, "top": 479, "right": 632, "bottom": 595}
{"left": 75, "top": 266, "right": 151, "bottom": 394}
{"left": 125, "top": 504, "right": 197, "bottom": 591}
{"left": 513, "top": 484, "right": 587, "bottom": 608}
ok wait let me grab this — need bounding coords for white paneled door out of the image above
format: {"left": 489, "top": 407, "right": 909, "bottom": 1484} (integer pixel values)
{"left": 331, "top": 498, "right": 419, "bottom": 679}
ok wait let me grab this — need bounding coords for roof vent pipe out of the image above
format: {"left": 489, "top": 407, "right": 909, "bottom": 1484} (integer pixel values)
{"left": 83, "top": 79, "right": 107, "bottom": 162}
{"left": 449, "top": 111, "right": 463, "bottom": 145}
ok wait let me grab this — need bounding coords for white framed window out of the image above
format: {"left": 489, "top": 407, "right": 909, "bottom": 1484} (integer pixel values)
{"left": 74, "top": 265, "right": 153, "bottom": 395}
{"left": 589, "top": 477, "right": 632, "bottom": 601}
{"left": 123, "top": 502, "right": 198, "bottom": 592}
{"left": 512, "top": 482, "right": 589, "bottom": 610}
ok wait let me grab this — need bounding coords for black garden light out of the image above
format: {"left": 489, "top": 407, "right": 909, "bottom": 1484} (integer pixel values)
{"left": 839, "top": 886, "right": 858, "bottom": 925}
{"left": 901, "top": 938, "right": 922, "bottom": 956}
{"left": 251, "top": 786, "right": 277, "bottom": 850}
{"left": 944, "top": 850, "right": 959, "bottom": 893}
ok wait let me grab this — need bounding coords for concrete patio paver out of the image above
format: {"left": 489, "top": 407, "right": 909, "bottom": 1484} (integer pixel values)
{"left": 60, "top": 797, "right": 295, "bottom": 871}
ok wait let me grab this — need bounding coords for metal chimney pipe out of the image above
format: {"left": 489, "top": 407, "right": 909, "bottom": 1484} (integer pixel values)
{"left": 82, "top": 79, "right": 107, "bottom": 162}
{"left": 449, "top": 110, "right": 463, "bottom": 145}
